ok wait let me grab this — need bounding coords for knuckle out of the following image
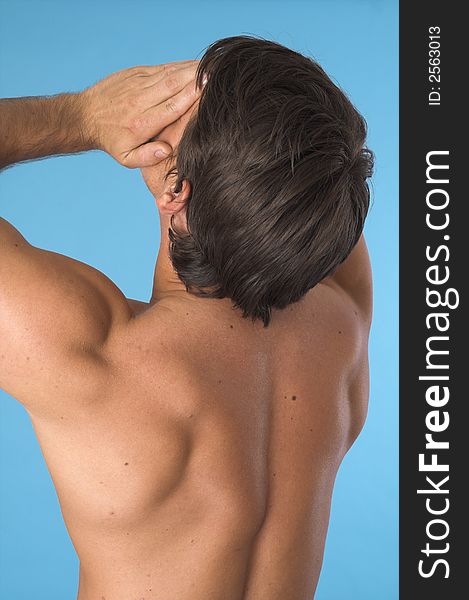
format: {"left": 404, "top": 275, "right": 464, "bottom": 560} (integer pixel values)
{"left": 124, "top": 66, "right": 142, "bottom": 78}
{"left": 184, "top": 83, "right": 196, "bottom": 98}
{"left": 165, "top": 64, "right": 179, "bottom": 75}
{"left": 164, "top": 99, "right": 178, "bottom": 113}
{"left": 164, "top": 76, "right": 180, "bottom": 91}
{"left": 128, "top": 115, "right": 143, "bottom": 133}
{"left": 130, "top": 65, "right": 147, "bottom": 74}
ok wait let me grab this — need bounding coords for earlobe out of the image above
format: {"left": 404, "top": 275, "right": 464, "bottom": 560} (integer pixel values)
{"left": 157, "top": 190, "right": 176, "bottom": 215}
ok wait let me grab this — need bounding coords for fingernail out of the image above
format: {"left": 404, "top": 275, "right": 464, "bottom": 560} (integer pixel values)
{"left": 155, "top": 148, "right": 170, "bottom": 159}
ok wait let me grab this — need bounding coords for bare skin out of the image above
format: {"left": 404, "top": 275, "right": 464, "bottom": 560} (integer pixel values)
{"left": 0, "top": 63, "right": 372, "bottom": 600}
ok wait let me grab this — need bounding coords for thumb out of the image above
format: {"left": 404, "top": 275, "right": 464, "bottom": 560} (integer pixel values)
{"left": 121, "top": 140, "right": 173, "bottom": 169}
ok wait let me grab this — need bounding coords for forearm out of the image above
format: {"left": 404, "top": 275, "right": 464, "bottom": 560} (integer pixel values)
{"left": 0, "top": 93, "right": 94, "bottom": 170}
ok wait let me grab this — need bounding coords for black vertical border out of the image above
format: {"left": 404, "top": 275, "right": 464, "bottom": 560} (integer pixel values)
{"left": 400, "top": 2, "right": 465, "bottom": 598}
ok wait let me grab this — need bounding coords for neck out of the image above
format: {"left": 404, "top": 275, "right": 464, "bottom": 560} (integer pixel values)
{"left": 151, "top": 214, "right": 190, "bottom": 303}
{"left": 150, "top": 214, "right": 240, "bottom": 319}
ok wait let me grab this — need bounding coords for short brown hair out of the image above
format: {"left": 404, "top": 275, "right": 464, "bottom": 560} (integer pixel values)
{"left": 168, "top": 35, "right": 374, "bottom": 326}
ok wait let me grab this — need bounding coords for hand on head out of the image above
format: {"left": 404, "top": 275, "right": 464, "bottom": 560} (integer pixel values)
{"left": 80, "top": 60, "right": 202, "bottom": 168}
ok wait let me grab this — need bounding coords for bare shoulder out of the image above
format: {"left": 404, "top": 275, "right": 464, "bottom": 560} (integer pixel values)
{"left": 0, "top": 217, "right": 132, "bottom": 415}
{"left": 319, "top": 236, "right": 373, "bottom": 443}
{"left": 322, "top": 234, "right": 373, "bottom": 325}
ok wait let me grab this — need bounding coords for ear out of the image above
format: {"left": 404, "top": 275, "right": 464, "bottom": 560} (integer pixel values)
{"left": 156, "top": 178, "right": 192, "bottom": 229}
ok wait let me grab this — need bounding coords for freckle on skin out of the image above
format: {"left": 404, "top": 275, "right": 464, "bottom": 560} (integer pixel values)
{"left": 291, "top": 395, "right": 297, "bottom": 400}
{"left": 338, "top": 330, "right": 342, "bottom": 334}
{"left": 230, "top": 324, "right": 234, "bottom": 329}
{"left": 217, "top": 380, "right": 222, "bottom": 384}
{"left": 124, "top": 462, "right": 129, "bottom": 466}
{"left": 109, "top": 511, "right": 114, "bottom": 515}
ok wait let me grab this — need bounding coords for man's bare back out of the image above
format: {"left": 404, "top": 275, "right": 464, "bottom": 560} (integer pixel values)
{"left": 1, "top": 47, "right": 373, "bottom": 599}
{"left": 8, "top": 233, "right": 368, "bottom": 600}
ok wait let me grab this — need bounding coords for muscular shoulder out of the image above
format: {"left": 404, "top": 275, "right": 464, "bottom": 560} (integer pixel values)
{"left": 322, "top": 234, "right": 373, "bottom": 325}
{"left": 0, "top": 217, "right": 132, "bottom": 413}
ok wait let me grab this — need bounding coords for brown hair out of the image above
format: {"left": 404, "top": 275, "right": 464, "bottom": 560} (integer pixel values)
{"left": 168, "top": 35, "right": 374, "bottom": 327}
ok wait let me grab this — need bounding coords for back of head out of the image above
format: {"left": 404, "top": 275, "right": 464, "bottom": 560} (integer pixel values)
{"left": 169, "top": 35, "right": 374, "bottom": 327}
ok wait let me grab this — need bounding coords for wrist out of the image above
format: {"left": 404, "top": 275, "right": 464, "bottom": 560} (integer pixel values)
{"left": 58, "top": 92, "right": 98, "bottom": 153}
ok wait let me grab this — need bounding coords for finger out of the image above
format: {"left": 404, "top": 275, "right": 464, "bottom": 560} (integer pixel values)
{"left": 138, "top": 79, "right": 201, "bottom": 139}
{"left": 155, "top": 97, "right": 200, "bottom": 148}
{"left": 145, "top": 59, "right": 198, "bottom": 73}
{"left": 133, "top": 60, "right": 199, "bottom": 78}
{"left": 147, "top": 59, "right": 199, "bottom": 74}
{"left": 121, "top": 140, "right": 173, "bottom": 169}
{"left": 120, "top": 60, "right": 198, "bottom": 82}
{"left": 141, "top": 61, "right": 199, "bottom": 88}
{"left": 142, "top": 62, "right": 200, "bottom": 104}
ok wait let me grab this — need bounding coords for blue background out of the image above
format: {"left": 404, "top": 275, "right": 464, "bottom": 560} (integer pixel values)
{"left": 0, "top": 1, "right": 398, "bottom": 598}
